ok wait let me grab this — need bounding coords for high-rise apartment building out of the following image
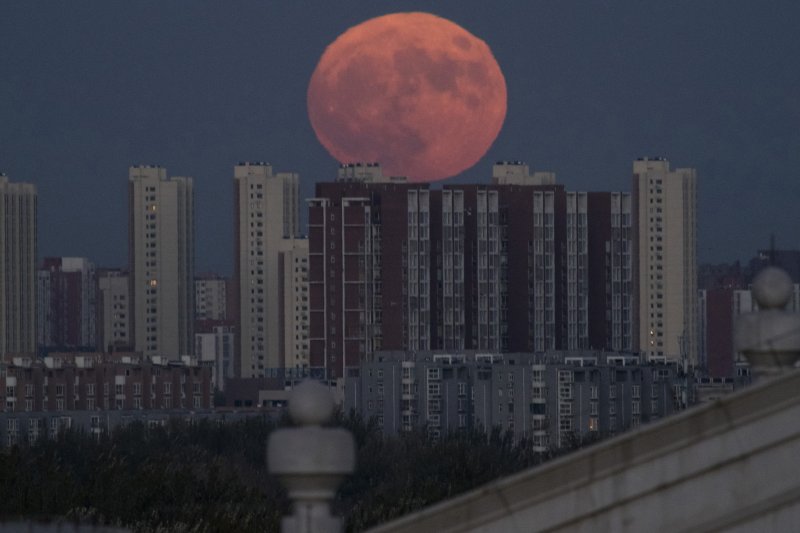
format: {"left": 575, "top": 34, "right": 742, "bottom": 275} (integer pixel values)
{"left": 308, "top": 162, "right": 633, "bottom": 378}
{"left": 0, "top": 175, "right": 37, "bottom": 357}
{"left": 37, "top": 257, "right": 96, "bottom": 351}
{"left": 233, "top": 162, "right": 302, "bottom": 377}
{"left": 128, "top": 165, "right": 194, "bottom": 359}
{"left": 566, "top": 193, "right": 635, "bottom": 351}
{"left": 97, "top": 269, "right": 131, "bottom": 353}
{"left": 632, "top": 158, "right": 697, "bottom": 364}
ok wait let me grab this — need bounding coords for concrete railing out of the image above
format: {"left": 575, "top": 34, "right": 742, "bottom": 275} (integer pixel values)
{"left": 268, "top": 380, "right": 355, "bottom": 533}
{"left": 735, "top": 266, "right": 800, "bottom": 378}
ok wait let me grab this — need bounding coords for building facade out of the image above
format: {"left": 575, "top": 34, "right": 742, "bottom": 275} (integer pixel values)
{"left": 1, "top": 352, "right": 212, "bottom": 422}
{"left": 0, "top": 174, "right": 37, "bottom": 358}
{"left": 345, "top": 350, "right": 681, "bottom": 451}
{"left": 632, "top": 158, "right": 697, "bottom": 364}
{"left": 194, "top": 325, "right": 235, "bottom": 391}
{"left": 279, "top": 239, "right": 310, "bottom": 370}
{"left": 96, "top": 269, "right": 131, "bottom": 353}
{"left": 233, "top": 162, "right": 302, "bottom": 377}
{"left": 128, "top": 165, "right": 194, "bottom": 359}
{"left": 37, "top": 257, "right": 96, "bottom": 352}
{"left": 308, "top": 162, "right": 633, "bottom": 378}
{"left": 195, "top": 273, "right": 229, "bottom": 321}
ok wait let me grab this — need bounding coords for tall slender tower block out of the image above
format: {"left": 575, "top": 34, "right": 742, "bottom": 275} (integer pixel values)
{"left": 128, "top": 165, "right": 194, "bottom": 359}
{"left": 233, "top": 162, "right": 300, "bottom": 377}
{"left": 0, "top": 175, "right": 37, "bottom": 357}
{"left": 632, "top": 157, "right": 697, "bottom": 364}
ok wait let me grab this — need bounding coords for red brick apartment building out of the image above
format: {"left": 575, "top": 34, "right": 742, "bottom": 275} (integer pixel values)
{"left": 1, "top": 352, "right": 212, "bottom": 413}
{"left": 307, "top": 162, "right": 632, "bottom": 379}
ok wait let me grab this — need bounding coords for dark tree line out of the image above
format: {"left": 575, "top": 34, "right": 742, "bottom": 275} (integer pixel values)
{"left": 0, "top": 413, "right": 597, "bottom": 532}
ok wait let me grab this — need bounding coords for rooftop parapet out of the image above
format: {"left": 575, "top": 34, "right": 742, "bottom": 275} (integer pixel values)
{"left": 491, "top": 161, "right": 555, "bottom": 185}
{"left": 336, "top": 162, "right": 407, "bottom": 183}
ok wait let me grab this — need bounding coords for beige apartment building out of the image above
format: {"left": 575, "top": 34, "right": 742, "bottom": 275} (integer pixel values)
{"left": 233, "top": 162, "right": 304, "bottom": 377}
{"left": 0, "top": 174, "right": 37, "bottom": 357}
{"left": 279, "top": 239, "right": 309, "bottom": 370}
{"left": 632, "top": 157, "right": 697, "bottom": 364}
{"left": 128, "top": 165, "right": 194, "bottom": 360}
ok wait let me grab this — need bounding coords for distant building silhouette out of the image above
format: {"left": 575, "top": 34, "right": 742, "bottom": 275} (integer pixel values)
{"left": 0, "top": 174, "right": 37, "bottom": 358}
{"left": 748, "top": 248, "right": 800, "bottom": 282}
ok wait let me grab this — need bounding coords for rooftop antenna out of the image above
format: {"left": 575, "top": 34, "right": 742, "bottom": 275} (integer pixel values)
{"left": 769, "top": 233, "right": 776, "bottom": 265}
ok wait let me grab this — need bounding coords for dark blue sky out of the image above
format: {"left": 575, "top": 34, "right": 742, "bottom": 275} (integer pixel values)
{"left": 2, "top": 1, "right": 798, "bottom": 275}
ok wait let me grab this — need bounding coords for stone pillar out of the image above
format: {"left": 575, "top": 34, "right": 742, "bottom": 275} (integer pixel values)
{"left": 268, "top": 380, "right": 355, "bottom": 533}
{"left": 735, "top": 266, "right": 800, "bottom": 380}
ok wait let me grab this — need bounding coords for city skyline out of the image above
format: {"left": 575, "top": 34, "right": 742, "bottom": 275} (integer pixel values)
{"left": 1, "top": 1, "right": 799, "bottom": 274}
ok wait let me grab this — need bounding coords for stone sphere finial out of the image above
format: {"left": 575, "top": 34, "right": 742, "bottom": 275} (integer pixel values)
{"left": 752, "top": 267, "right": 793, "bottom": 310}
{"left": 288, "top": 380, "right": 335, "bottom": 425}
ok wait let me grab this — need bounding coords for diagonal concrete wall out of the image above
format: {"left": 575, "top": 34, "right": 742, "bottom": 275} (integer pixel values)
{"left": 370, "top": 370, "right": 800, "bottom": 533}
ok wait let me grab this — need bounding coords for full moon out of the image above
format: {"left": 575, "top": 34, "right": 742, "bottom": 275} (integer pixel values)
{"left": 308, "top": 12, "right": 507, "bottom": 183}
